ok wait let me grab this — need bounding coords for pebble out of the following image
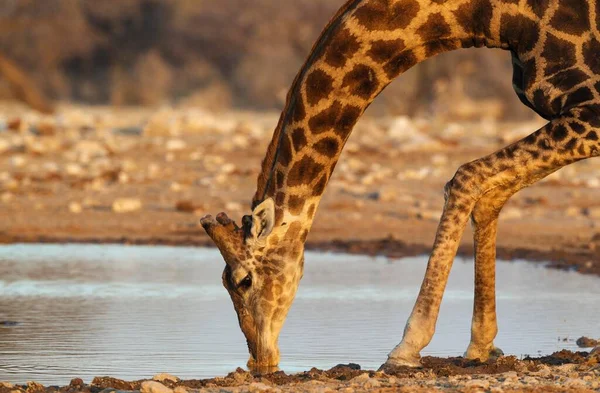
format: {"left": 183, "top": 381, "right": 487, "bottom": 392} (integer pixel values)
{"left": 10, "top": 155, "right": 26, "bottom": 168}
{"left": 166, "top": 139, "right": 187, "bottom": 151}
{"left": 153, "top": 373, "right": 180, "bottom": 383}
{"left": 69, "top": 202, "right": 83, "bottom": 214}
{"left": 141, "top": 381, "right": 173, "bottom": 393}
{"left": 112, "top": 198, "right": 143, "bottom": 213}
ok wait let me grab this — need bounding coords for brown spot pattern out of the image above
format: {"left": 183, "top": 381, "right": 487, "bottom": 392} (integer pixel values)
{"left": 291, "top": 127, "right": 308, "bottom": 151}
{"left": 542, "top": 34, "right": 577, "bottom": 75}
{"left": 500, "top": 14, "right": 539, "bottom": 52}
{"left": 342, "top": 64, "right": 379, "bottom": 99}
{"left": 286, "top": 222, "right": 303, "bottom": 240}
{"left": 278, "top": 135, "right": 293, "bottom": 167}
{"left": 324, "top": 28, "right": 361, "bottom": 68}
{"left": 453, "top": 0, "right": 493, "bottom": 37}
{"left": 287, "top": 156, "right": 325, "bottom": 187}
{"left": 354, "top": 0, "right": 419, "bottom": 31}
{"left": 288, "top": 195, "right": 306, "bottom": 215}
{"left": 526, "top": 0, "right": 550, "bottom": 18}
{"left": 313, "top": 175, "right": 328, "bottom": 196}
{"left": 549, "top": 0, "right": 590, "bottom": 35}
{"left": 583, "top": 38, "right": 600, "bottom": 74}
{"left": 305, "top": 69, "right": 334, "bottom": 106}
{"left": 416, "top": 13, "right": 452, "bottom": 43}
{"left": 314, "top": 137, "right": 341, "bottom": 158}
{"left": 547, "top": 69, "right": 589, "bottom": 91}
{"left": 368, "top": 39, "right": 405, "bottom": 63}
{"left": 383, "top": 51, "right": 418, "bottom": 78}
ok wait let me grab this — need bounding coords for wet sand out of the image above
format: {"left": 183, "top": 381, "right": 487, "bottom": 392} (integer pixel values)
{"left": 0, "top": 103, "right": 599, "bottom": 391}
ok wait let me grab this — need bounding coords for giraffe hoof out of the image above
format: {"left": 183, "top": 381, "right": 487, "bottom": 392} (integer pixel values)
{"left": 379, "top": 354, "right": 422, "bottom": 371}
{"left": 464, "top": 345, "right": 504, "bottom": 361}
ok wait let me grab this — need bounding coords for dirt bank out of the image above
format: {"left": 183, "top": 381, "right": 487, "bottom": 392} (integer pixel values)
{"left": 1, "top": 351, "right": 598, "bottom": 393}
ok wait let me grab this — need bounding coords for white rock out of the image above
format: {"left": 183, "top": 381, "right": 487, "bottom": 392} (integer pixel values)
{"left": 166, "top": 139, "right": 186, "bottom": 151}
{"left": 141, "top": 381, "right": 173, "bottom": 393}
{"left": 10, "top": 155, "right": 26, "bottom": 168}
{"left": 65, "top": 163, "right": 84, "bottom": 177}
{"left": 112, "top": 198, "right": 142, "bottom": 213}
{"left": 0, "top": 139, "right": 10, "bottom": 154}
{"left": 465, "top": 379, "right": 490, "bottom": 390}
{"left": 153, "top": 373, "right": 180, "bottom": 383}
{"left": 500, "top": 207, "right": 523, "bottom": 221}
{"left": 247, "top": 382, "right": 272, "bottom": 392}
{"left": 225, "top": 202, "right": 242, "bottom": 211}
{"left": 1, "top": 192, "right": 13, "bottom": 203}
{"left": 69, "top": 202, "right": 83, "bottom": 214}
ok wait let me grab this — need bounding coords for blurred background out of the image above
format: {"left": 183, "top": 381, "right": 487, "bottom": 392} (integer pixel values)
{"left": 0, "top": 0, "right": 534, "bottom": 120}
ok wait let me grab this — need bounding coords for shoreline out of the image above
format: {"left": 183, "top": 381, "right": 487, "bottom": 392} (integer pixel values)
{"left": 2, "top": 235, "right": 599, "bottom": 278}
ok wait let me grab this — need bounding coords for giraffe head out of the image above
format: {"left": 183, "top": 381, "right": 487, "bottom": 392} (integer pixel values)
{"left": 201, "top": 198, "right": 304, "bottom": 371}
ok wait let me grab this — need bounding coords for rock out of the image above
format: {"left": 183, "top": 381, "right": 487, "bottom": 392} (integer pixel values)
{"left": 465, "top": 379, "right": 490, "bottom": 390}
{"left": 26, "top": 381, "right": 45, "bottom": 393}
{"left": 591, "top": 346, "right": 599, "bottom": 355}
{"left": 175, "top": 200, "right": 200, "bottom": 213}
{"left": 73, "top": 140, "right": 109, "bottom": 163}
{"left": 69, "top": 202, "right": 83, "bottom": 214}
{"left": 141, "top": 381, "right": 173, "bottom": 393}
{"left": 582, "top": 207, "right": 600, "bottom": 219}
{"left": 166, "top": 139, "right": 186, "bottom": 151}
{"left": 0, "top": 139, "right": 11, "bottom": 154}
{"left": 69, "top": 378, "right": 84, "bottom": 387}
{"left": 247, "top": 382, "right": 272, "bottom": 392}
{"left": 0, "top": 381, "right": 14, "bottom": 388}
{"left": 112, "top": 198, "right": 142, "bottom": 213}
{"left": 65, "top": 163, "right": 84, "bottom": 177}
{"left": 1, "top": 192, "right": 13, "bottom": 203}
{"left": 152, "top": 373, "right": 179, "bottom": 383}
{"left": 576, "top": 336, "right": 599, "bottom": 348}
{"left": 225, "top": 202, "right": 242, "bottom": 211}
{"left": 173, "top": 387, "right": 188, "bottom": 393}
{"left": 33, "top": 122, "right": 56, "bottom": 136}
{"left": 170, "top": 182, "right": 182, "bottom": 192}
{"left": 10, "top": 155, "right": 26, "bottom": 168}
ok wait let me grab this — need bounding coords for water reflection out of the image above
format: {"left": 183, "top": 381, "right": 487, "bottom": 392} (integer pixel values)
{"left": 0, "top": 244, "right": 598, "bottom": 384}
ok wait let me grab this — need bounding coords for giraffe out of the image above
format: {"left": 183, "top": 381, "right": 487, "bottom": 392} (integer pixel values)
{"left": 201, "top": 0, "right": 600, "bottom": 370}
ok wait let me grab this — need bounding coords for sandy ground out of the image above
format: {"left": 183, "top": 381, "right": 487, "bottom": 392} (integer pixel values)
{"left": 0, "top": 102, "right": 599, "bottom": 391}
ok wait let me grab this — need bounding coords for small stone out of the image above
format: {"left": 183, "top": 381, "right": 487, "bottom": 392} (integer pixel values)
{"left": 141, "top": 381, "right": 172, "bottom": 393}
{"left": 1, "top": 192, "right": 13, "bottom": 203}
{"left": 153, "top": 373, "right": 179, "bottom": 383}
{"left": 175, "top": 200, "right": 199, "bottom": 213}
{"left": 65, "top": 163, "right": 84, "bottom": 177}
{"left": 112, "top": 198, "right": 142, "bottom": 213}
{"left": 69, "top": 202, "right": 83, "bottom": 214}
{"left": 465, "top": 379, "right": 490, "bottom": 390}
{"left": 7, "top": 118, "right": 21, "bottom": 131}
{"left": 0, "top": 381, "right": 14, "bottom": 388}
{"left": 583, "top": 207, "right": 600, "bottom": 219}
{"left": 170, "top": 182, "right": 182, "bottom": 192}
{"left": 0, "top": 139, "right": 10, "bottom": 154}
{"left": 26, "top": 381, "right": 45, "bottom": 393}
{"left": 576, "top": 336, "right": 599, "bottom": 348}
{"left": 33, "top": 122, "right": 56, "bottom": 136}
{"left": 69, "top": 378, "right": 84, "bottom": 387}
{"left": 166, "top": 139, "right": 186, "bottom": 151}
{"left": 247, "top": 382, "right": 272, "bottom": 392}
{"left": 225, "top": 202, "right": 242, "bottom": 211}
{"left": 10, "top": 155, "right": 26, "bottom": 168}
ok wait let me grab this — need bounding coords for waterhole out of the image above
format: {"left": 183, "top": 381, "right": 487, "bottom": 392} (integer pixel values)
{"left": 0, "top": 244, "right": 598, "bottom": 384}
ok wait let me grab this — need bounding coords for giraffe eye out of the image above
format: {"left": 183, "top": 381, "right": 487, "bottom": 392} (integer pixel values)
{"left": 239, "top": 274, "right": 252, "bottom": 289}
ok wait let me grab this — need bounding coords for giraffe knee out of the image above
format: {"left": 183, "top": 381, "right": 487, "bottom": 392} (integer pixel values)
{"left": 444, "top": 162, "right": 483, "bottom": 202}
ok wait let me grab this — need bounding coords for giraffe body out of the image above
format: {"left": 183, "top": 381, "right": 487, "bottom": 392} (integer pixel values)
{"left": 202, "top": 0, "right": 600, "bottom": 370}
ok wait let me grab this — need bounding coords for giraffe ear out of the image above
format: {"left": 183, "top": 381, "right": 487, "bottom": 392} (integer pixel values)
{"left": 251, "top": 198, "right": 275, "bottom": 240}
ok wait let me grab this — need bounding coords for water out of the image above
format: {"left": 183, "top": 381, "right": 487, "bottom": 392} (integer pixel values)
{"left": 0, "top": 244, "right": 598, "bottom": 385}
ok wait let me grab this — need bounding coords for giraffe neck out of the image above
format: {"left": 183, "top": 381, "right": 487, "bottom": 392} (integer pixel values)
{"left": 253, "top": 0, "right": 526, "bottom": 234}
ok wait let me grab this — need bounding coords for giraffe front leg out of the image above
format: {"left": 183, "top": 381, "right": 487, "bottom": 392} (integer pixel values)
{"left": 464, "top": 190, "right": 513, "bottom": 361}
{"left": 382, "top": 114, "right": 599, "bottom": 369}
{"left": 384, "top": 177, "right": 479, "bottom": 367}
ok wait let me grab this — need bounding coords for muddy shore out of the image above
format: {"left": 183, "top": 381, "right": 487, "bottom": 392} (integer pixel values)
{"left": 1, "top": 351, "right": 599, "bottom": 393}
{"left": 1, "top": 103, "right": 599, "bottom": 391}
